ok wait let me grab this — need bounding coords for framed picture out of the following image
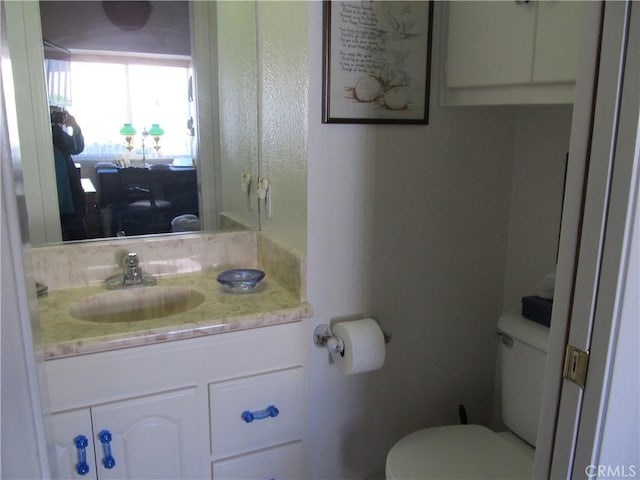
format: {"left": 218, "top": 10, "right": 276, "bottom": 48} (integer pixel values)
{"left": 322, "top": 0, "right": 434, "bottom": 124}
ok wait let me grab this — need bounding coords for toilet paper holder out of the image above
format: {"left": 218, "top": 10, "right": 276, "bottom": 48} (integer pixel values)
{"left": 313, "top": 321, "right": 391, "bottom": 354}
{"left": 313, "top": 324, "right": 345, "bottom": 354}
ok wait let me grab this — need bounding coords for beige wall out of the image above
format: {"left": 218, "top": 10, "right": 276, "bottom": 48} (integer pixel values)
{"left": 255, "top": 1, "right": 308, "bottom": 255}
{"left": 217, "top": 1, "right": 260, "bottom": 230}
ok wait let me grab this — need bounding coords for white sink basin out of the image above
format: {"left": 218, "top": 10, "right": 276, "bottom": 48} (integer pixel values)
{"left": 69, "top": 286, "right": 205, "bottom": 323}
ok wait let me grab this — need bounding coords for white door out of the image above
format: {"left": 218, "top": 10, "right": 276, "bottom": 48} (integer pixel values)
{"left": 1, "top": 3, "right": 52, "bottom": 477}
{"left": 91, "top": 388, "right": 202, "bottom": 480}
{"left": 535, "top": 1, "right": 640, "bottom": 478}
{"left": 570, "top": 3, "right": 640, "bottom": 476}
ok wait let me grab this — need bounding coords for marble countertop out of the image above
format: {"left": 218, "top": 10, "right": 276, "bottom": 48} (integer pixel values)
{"left": 39, "top": 270, "right": 313, "bottom": 359}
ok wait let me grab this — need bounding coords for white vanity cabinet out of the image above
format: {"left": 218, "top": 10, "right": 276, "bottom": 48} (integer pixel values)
{"left": 209, "top": 367, "right": 305, "bottom": 478}
{"left": 50, "top": 388, "right": 200, "bottom": 479}
{"left": 51, "top": 409, "right": 97, "bottom": 479}
{"left": 45, "top": 321, "right": 306, "bottom": 480}
{"left": 212, "top": 442, "right": 305, "bottom": 480}
{"left": 443, "top": 1, "right": 585, "bottom": 105}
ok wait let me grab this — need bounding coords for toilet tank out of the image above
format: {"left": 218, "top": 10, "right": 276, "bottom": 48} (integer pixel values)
{"left": 498, "top": 312, "right": 550, "bottom": 447}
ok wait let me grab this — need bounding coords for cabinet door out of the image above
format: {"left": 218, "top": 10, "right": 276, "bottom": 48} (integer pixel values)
{"left": 211, "top": 442, "right": 304, "bottom": 480}
{"left": 533, "top": 1, "right": 585, "bottom": 83}
{"left": 91, "top": 388, "right": 202, "bottom": 480}
{"left": 446, "top": 1, "right": 537, "bottom": 88}
{"left": 50, "top": 409, "right": 98, "bottom": 480}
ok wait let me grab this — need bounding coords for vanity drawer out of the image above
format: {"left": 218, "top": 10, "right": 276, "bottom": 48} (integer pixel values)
{"left": 209, "top": 367, "right": 304, "bottom": 460}
{"left": 211, "top": 441, "right": 304, "bottom": 480}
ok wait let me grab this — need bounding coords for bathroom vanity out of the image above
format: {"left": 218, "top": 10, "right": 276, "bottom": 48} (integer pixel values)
{"left": 35, "top": 232, "right": 312, "bottom": 479}
{"left": 46, "top": 323, "right": 307, "bottom": 479}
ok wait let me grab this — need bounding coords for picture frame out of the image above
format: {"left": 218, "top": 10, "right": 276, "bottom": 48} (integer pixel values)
{"left": 322, "top": 0, "right": 434, "bottom": 125}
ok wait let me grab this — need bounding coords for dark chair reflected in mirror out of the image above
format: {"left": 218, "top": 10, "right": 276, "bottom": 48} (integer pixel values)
{"left": 94, "top": 163, "right": 199, "bottom": 237}
{"left": 117, "top": 167, "right": 173, "bottom": 236}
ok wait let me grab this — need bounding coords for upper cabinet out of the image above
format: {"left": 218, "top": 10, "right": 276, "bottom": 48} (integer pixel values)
{"left": 442, "top": 1, "right": 585, "bottom": 106}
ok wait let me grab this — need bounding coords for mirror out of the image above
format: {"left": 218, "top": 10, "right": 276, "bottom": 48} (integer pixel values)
{"left": 23, "top": 1, "right": 259, "bottom": 245}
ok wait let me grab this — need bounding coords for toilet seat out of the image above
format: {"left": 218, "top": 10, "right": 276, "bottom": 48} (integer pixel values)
{"left": 385, "top": 424, "right": 534, "bottom": 479}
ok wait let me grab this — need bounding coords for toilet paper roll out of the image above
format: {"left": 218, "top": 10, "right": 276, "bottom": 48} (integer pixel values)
{"left": 331, "top": 319, "right": 386, "bottom": 375}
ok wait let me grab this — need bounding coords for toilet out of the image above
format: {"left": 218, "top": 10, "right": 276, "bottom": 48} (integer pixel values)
{"left": 386, "top": 313, "right": 550, "bottom": 479}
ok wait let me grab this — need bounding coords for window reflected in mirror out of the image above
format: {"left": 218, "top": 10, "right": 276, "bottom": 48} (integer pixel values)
{"left": 47, "top": 60, "right": 194, "bottom": 161}
{"left": 44, "top": 55, "right": 198, "bottom": 240}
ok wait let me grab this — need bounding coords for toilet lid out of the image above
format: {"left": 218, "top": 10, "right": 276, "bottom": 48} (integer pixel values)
{"left": 386, "top": 424, "right": 534, "bottom": 479}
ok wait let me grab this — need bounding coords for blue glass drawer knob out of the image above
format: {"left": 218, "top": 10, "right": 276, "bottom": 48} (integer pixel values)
{"left": 241, "top": 405, "right": 279, "bottom": 423}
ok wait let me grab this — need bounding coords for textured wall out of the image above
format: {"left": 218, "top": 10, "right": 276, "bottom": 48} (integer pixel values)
{"left": 217, "top": 1, "right": 260, "bottom": 230}
{"left": 256, "top": 1, "right": 308, "bottom": 255}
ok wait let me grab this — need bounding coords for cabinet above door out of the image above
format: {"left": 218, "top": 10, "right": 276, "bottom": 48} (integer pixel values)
{"left": 442, "top": 1, "right": 586, "bottom": 106}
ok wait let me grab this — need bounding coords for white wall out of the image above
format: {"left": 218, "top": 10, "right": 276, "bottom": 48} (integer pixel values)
{"left": 306, "top": 2, "right": 519, "bottom": 477}
{"left": 490, "top": 105, "right": 573, "bottom": 430}
{"left": 502, "top": 106, "right": 573, "bottom": 314}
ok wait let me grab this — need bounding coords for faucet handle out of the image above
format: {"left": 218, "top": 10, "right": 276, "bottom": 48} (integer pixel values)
{"left": 123, "top": 252, "right": 139, "bottom": 269}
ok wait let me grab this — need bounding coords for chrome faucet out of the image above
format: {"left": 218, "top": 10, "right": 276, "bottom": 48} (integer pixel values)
{"left": 123, "top": 253, "right": 143, "bottom": 286}
{"left": 106, "top": 252, "right": 157, "bottom": 290}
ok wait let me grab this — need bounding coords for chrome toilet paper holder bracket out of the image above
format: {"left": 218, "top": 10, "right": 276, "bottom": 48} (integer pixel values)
{"left": 313, "top": 324, "right": 345, "bottom": 354}
{"left": 313, "top": 322, "right": 391, "bottom": 354}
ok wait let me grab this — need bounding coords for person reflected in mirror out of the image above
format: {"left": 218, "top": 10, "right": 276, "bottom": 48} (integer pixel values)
{"left": 50, "top": 107, "right": 87, "bottom": 241}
